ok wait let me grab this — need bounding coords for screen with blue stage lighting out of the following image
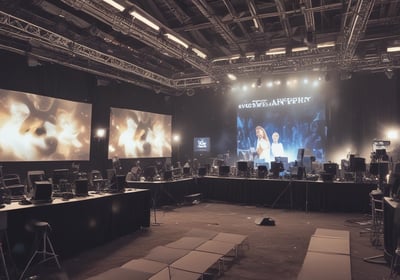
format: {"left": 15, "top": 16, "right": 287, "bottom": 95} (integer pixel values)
{"left": 237, "top": 91, "right": 326, "bottom": 166}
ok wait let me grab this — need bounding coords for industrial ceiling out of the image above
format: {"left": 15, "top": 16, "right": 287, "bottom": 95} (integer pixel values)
{"left": 1, "top": 0, "right": 400, "bottom": 95}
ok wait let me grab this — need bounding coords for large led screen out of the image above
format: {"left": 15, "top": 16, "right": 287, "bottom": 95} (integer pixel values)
{"left": 0, "top": 89, "right": 92, "bottom": 161}
{"left": 108, "top": 107, "right": 172, "bottom": 158}
{"left": 237, "top": 94, "right": 326, "bottom": 165}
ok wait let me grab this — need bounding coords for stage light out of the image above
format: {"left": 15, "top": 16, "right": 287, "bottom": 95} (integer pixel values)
{"left": 303, "top": 78, "right": 309, "bottom": 84}
{"left": 387, "top": 46, "right": 400, "bottom": 52}
{"left": 292, "top": 46, "right": 309, "bottom": 53}
{"left": 266, "top": 48, "right": 286, "bottom": 55}
{"left": 173, "top": 134, "right": 181, "bottom": 143}
{"left": 95, "top": 128, "right": 106, "bottom": 139}
{"left": 102, "top": 0, "right": 125, "bottom": 11}
{"left": 387, "top": 129, "right": 399, "bottom": 140}
{"left": 317, "top": 41, "right": 335, "bottom": 48}
{"left": 227, "top": 73, "right": 237, "bottom": 81}
{"left": 165, "top": 33, "right": 189, "bottom": 48}
{"left": 192, "top": 48, "right": 207, "bottom": 59}
{"left": 130, "top": 11, "right": 160, "bottom": 31}
{"left": 266, "top": 81, "right": 273, "bottom": 88}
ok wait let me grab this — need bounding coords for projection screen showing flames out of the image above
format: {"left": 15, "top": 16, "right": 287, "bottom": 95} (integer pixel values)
{"left": 108, "top": 107, "right": 172, "bottom": 159}
{"left": 0, "top": 89, "right": 92, "bottom": 161}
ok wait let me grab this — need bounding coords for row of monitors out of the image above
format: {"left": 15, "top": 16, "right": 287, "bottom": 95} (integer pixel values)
{"left": 27, "top": 174, "right": 127, "bottom": 203}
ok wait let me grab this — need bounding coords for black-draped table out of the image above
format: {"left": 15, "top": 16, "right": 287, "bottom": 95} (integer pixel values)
{"left": 0, "top": 188, "right": 151, "bottom": 265}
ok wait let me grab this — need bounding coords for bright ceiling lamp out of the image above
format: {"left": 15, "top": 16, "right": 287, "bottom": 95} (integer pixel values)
{"left": 102, "top": 0, "right": 125, "bottom": 12}
{"left": 317, "top": 41, "right": 335, "bottom": 48}
{"left": 387, "top": 46, "right": 400, "bottom": 52}
{"left": 266, "top": 47, "right": 286, "bottom": 55}
{"left": 192, "top": 48, "right": 207, "bottom": 59}
{"left": 130, "top": 11, "right": 160, "bottom": 31}
{"left": 165, "top": 33, "right": 189, "bottom": 49}
{"left": 227, "top": 73, "right": 237, "bottom": 81}
{"left": 292, "top": 46, "right": 309, "bottom": 52}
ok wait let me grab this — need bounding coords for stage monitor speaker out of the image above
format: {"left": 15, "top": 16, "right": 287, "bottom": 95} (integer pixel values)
{"left": 320, "top": 172, "right": 334, "bottom": 182}
{"left": 111, "top": 175, "right": 126, "bottom": 192}
{"left": 164, "top": 170, "right": 173, "bottom": 181}
{"left": 255, "top": 217, "right": 275, "bottom": 226}
{"left": 219, "top": 165, "right": 230, "bottom": 177}
{"left": 198, "top": 167, "right": 207, "bottom": 176}
{"left": 74, "top": 179, "right": 88, "bottom": 196}
{"left": 350, "top": 157, "right": 366, "bottom": 172}
{"left": 257, "top": 165, "right": 268, "bottom": 178}
{"left": 31, "top": 181, "right": 52, "bottom": 202}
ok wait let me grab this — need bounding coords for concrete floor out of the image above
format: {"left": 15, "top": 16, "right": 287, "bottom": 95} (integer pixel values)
{"left": 24, "top": 201, "right": 392, "bottom": 280}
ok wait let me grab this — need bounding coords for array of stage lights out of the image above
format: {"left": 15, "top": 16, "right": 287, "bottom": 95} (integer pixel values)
{"left": 229, "top": 75, "right": 325, "bottom": 92}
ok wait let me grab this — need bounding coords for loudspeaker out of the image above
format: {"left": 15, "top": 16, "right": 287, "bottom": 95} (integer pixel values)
{"left": 255, "top": 217, "right": 275, "bottom": 226}
{"left": 198, "top": 167, "right": 207, "bottom": 176}
{"left": 219, "top": 165, "right": 230, "bottom": 176}
{"left": 75, "top": 179, "right": 88, "bottom": 196}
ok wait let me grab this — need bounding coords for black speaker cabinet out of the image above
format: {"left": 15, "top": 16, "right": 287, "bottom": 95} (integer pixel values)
{"left": 198, "top": 167, "right": 207, "bottom": 176}
{"left": 255, "top": 217, "right": 275, "bottom": 226}
{"left": 219, "top": 165, "right": 230, "bottom": 177}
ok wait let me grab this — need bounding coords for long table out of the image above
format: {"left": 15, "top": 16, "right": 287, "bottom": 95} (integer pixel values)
{"left": 127, "top": 176, "right": 377, "bottom": 213}
{"left": 198, "top": 176, "right": 378, "bottom": 212}
{"left": 1, "top": 188, "right": 151, "bottom": 265}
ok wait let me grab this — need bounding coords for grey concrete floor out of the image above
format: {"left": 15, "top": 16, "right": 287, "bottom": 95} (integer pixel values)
{"left": 31, "top": 202, "right": 392, "bottom": 279}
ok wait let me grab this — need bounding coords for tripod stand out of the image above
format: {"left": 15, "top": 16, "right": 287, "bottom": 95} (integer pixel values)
{"left": 271, "top": 179, "right": 293, "bottom": 209}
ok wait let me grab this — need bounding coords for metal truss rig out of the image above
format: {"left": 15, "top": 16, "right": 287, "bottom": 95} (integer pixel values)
{"left": 0, "top": 10, "right": 177, "bottom": 88}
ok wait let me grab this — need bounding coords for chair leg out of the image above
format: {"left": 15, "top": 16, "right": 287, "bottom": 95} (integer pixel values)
{"left": 0, "top": 244, "right": 9, "bottom": 280}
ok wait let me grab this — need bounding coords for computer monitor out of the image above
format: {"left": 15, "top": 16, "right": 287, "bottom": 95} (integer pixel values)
{"left": 183, "top": 167, "right": 191, "bottom": 177}
{"left": 219, "top": 166, "right": 230, "bottom": 177}
{"left": 270, "top": 161, "right": 284, "bottom": 178}
{"left": 31, "top": 181, "right": 52, "bottom": 203}
{"left": 74, "top": 179, "right": 88, "bottom": 196}
{"left": 52, "top": 169, "right": 70, "bottom": 185}
{"left": 144, "top": 166, "right": 157, "bottom": 181}
{"left": 323, "top": 163, "right": 338, "bottom": 176}
{"left": 110, "top": 175, "right": 125, "bottom": 192}
{"left": 164, "top": 170, "right": 173, "bottom": 181}
{"left": 27, "top": 170, "right": 46, "bottom": 194}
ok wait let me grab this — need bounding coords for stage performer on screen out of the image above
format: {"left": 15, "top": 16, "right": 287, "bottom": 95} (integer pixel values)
{"left": 255, "top": 125, "right": 271, "bottom": 165}
{"left": 271, "top": 132, "right": 284, "bottom": 157}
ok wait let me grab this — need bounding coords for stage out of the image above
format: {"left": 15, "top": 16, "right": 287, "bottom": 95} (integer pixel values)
{"left": 128, "top": 176, "right": 378, "bottom": 213}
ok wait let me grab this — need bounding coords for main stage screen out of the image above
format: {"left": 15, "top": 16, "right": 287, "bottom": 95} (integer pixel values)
{"left": 108, "top": 107, "right": 172, "bottom": 158}
{"left": 0, "top": 89, "right": 92, "bottom": 161}
{"left": 237, "top": 92, "right": 326, "bottom": 165}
